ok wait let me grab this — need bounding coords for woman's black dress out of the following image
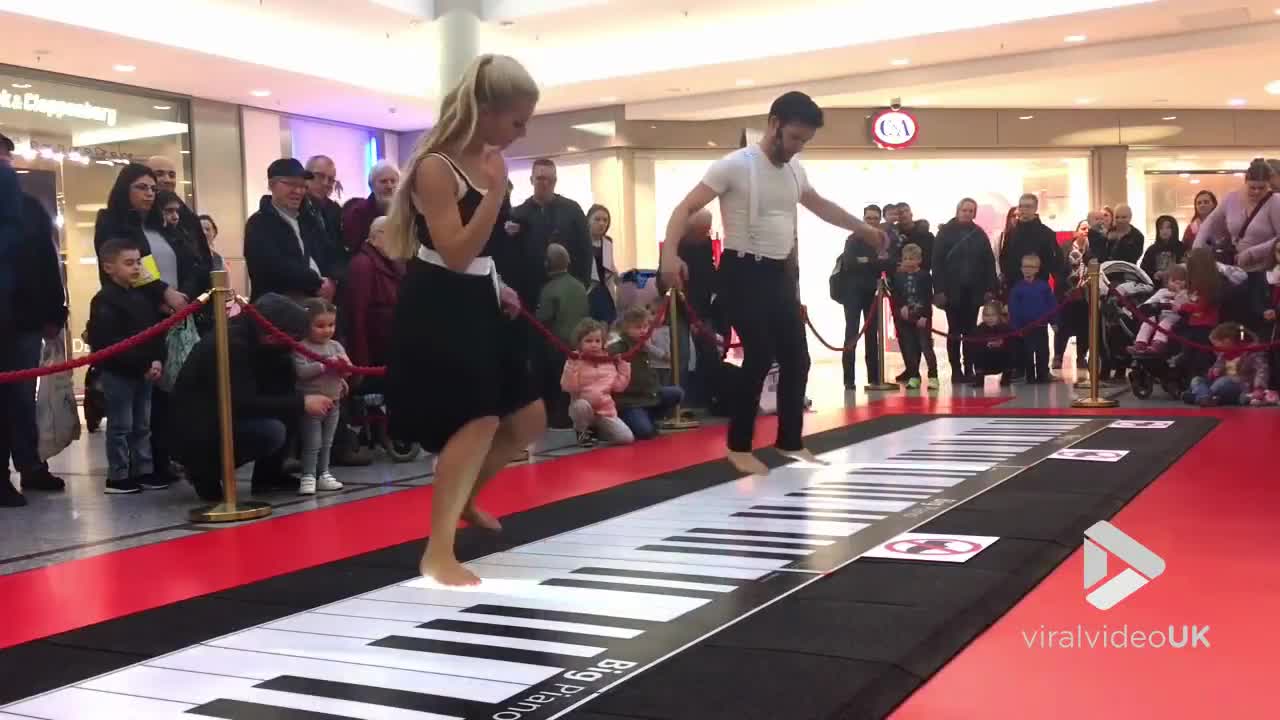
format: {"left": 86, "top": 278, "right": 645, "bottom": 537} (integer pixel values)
{"left": 387, "top": 153, "right": 539, "bottom": 453}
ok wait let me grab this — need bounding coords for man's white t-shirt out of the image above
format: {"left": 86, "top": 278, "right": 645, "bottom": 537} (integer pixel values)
{"left": 701, "top": 145, "right": 812, "bottom": 260}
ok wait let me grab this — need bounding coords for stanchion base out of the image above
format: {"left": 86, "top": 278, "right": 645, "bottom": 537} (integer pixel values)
{"left": 1071, "top": 397, "right": 1119, "bottom": 409}
{"left": 660, "top": 418, "right": 702, "bottom": 430}
{"left": 865, "top": 383, "right": 899, "bottom": 391}
{"left": 189, "top": 501, "right": 273, "bottom": 523}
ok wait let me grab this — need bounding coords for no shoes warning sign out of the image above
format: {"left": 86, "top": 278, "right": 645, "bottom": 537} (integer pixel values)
{"left": 1049, "top": 448, "right": 1130, "bottom": 462}
{"left": 862, "top": 533, "right": 999, "bottom": 563}
{"left": 1109, "top": 420, "right": 1174, "bottom": 429}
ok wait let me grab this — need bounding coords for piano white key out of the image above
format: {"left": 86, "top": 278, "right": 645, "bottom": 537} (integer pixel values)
{"left": 467, "top": 550, "right": 773, "bottom": 579}
{"left": 821, "top": 476, "right": 963, "bottom": 488}
{"left": 552, "top": 524, "right": 835, "bottom": 546}
{"left": 2, "top": 686, "right": 196, "bottom": 719}
{"left": 211, "top": 627, "right": 562, "bottom": 686}
{"left": 371, "top": 577, "right": 707, "bottom": 621}
{"left": 849, "top": 461, "right": 990, "bottom": 472}
{"left": 314, "top": 598, "right": 645, "bottom": 639}
{"left": 456, "top": 562, "right": 740, "bottom": 594}
{"left": 84, "top": 666, "right": 458, "bottom": 720}
{"left": 146, "top": 644, "right": 525, "bottom": 702}
{"left": 592, "top": 516, "right": 862, "bottom": 536}
{"left": 509, "top": 541, "right": 792, "bottom": 570}
{"left": 753, "top": 496, "right": 915, "bottom": 512}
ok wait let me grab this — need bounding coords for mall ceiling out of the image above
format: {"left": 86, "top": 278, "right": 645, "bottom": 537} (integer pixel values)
{"left": 0, "top": 0, "right": 1279, "bottom": 131}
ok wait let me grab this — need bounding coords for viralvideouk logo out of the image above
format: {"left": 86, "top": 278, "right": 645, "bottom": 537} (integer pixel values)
{"left": 1083, "top": 520, "right": 1165, "bottom": 610}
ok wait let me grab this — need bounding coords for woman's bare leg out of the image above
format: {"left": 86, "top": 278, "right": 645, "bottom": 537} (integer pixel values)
{"left": 420, "top": 415, "right": 500, "bottom": 586}
{"left": 463, "top": 400, "right": 546, "bottom": 531}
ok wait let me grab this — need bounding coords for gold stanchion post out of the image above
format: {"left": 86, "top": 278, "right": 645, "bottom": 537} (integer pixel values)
{"left": 660, "top": 290, "right": 700, "bottom": 430}
{"left": 866, "top": 275, "right": 899, "bottom": 391}
{"left": 1072, "top": 260, "right": 1118, "bottom": 409}
{"left": 190, "top": 270, "right": 273, "bottom": 522}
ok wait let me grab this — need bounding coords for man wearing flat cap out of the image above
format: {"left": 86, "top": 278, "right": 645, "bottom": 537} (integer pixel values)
{"left": 173, "top": 293, "right": 336, "bottom": 500}
{"left": 244, "top": 158, "right": 335, "bottom": 302}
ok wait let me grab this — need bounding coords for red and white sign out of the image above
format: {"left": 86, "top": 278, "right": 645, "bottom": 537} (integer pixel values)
{"left": 862, "top": 532, "right": 998, "bottom": 563}
{"left": 871, "top": 108, "right": 919, "bottom": 150}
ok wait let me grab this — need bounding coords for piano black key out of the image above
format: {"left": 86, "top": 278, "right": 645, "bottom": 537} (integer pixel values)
{"left": 253, "top": 675, "right": 490, "bottom": 718}
{"left": 635, "top": 544, "right": 807, "bottom": 561}
{"left": 660, "top": 535, "right": 819, "bottom": 551}
{"left": 684, "top": 527, "right": 845, "bottom": 540}
{"left": 186, "top": 698, "right": 356, "bottom": 720}
{"left": 572, "top": 566, "right": 752, "bottom": 585}
{"left": 541, "top": 578, "right": 724, "bottom": 599}
{"left": 371, "top": 635, "right": 573, "bottom": 666}
{"left": 419, "top": 618, "right": 623, "bottom": 648}
{"left": 462, "top": 604, "right": 654, "bottom": 632}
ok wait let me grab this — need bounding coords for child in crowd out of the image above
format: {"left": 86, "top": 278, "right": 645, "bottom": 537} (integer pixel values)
{"left": 1130, "top": 265, "right": 1190, "bottom": 355}
{"left": 1183, "top": 322, "right": 1273, "bottom": 406}
{"left": 891, "top": 243, "right": 938, "bottom": 389}
{"left": 1009, "top": 254, "right": 1055, "bottom": 383}
{"left": 1176, "top": 248, "right": 1223, "bottom": 376}
{"left": 1140, "top": 215, "right": 1186, "bottom": 287}
{"left": 611, "top": 306, "right": 683, "bottom": 440}
{"left": 968, "top": 301, "right": 1014, "bottom": 388}
{"left": 292, "top": 299, "right": 348, "bottom": 495}
{"left": 560, "top": 319, "right": 634, "bottom": 447}
{"left": 87, "top": 239, "right": 169, "bottom": 494}
{"left": 536, "top": 243, "right": 589, "bottom": 428}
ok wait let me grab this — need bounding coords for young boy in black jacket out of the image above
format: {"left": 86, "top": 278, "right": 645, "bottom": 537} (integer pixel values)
{"left": 87, "top": 239, "right": 168, "bottom": 494}
{"left": 969, "top": 301, "right": 1014, "bottom": 388}
{"left": 892, "top": 243, "right": 938, "bottom": 389}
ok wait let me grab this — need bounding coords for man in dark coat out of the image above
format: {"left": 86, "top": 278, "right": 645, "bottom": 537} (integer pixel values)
{"left": 173, "top": 294, "right": 335, "bottom": 501}
{"left": 508, "top": 159, "right": 594, "bottom": 299}
{"left": 244, "top": 158, "right": 334, "bottom": 302}
{"left": 303, "top": 155, "right": 347, "bottom": 283}
{"left": 1001, "top": 193, "right": 1065, "bottom": 295}
{"left": 341, "top": 160, "right": 400, "bottom": 258}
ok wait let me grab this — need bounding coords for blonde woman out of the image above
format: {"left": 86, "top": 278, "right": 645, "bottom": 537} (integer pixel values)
{"left": 384, "top": 55, "right": 544, "bottom": 587}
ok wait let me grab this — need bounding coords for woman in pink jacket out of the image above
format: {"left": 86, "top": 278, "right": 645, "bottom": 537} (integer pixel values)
{"left": 1194, "top": 159, "right": 1280, "bottom": 271}
{"left": 561, "top": 319, "right": 635, "bottom": 447}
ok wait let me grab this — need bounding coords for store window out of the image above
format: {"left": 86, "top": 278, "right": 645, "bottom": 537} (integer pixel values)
{"left": 1126, "top": 149, "right": 1280, "bottom": 244}
{"left": 2, "top": 65, "right": 194, "bottom": 390}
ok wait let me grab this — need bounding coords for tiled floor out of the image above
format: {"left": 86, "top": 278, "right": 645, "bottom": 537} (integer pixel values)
{"left": 0, "top": 343, "right": 1182, "bottom": 575}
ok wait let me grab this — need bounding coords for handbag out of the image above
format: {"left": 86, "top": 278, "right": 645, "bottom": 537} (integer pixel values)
{"left": 159, "top": 316, "right": 200, "bottom": 392}
{"left": 36, "top": 330, "right": 81, "bottom": 460}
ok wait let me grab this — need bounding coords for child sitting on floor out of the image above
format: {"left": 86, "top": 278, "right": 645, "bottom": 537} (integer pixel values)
{"left": 969, "top": 301, "right": 1014, "bottom": 388}
{"left": 610, "top": 306, "right": 683, "bottom": 440}
{"left": 560, "top": 319, "right": 634, "bottom": 447}
{"left": 1183, "top": 322, "right": 1273, "bottom": 406}
{"left": 1129, "top": 265, "right": 1190, "bottom": 355}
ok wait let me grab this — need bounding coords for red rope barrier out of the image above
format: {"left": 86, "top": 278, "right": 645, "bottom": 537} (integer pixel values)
{"left": 515, "top": 297, "right": 669, "bottom": 364}
{"left": 237, "top": 302, "right": 387, "bottom": 377}
{"left": 803, "top": 293, "right": 880, "bottom": 353}
{"left": 0, "top": 299, "right": 207, "bottom": 385}
{"left": 1110, "top": 290, "right": 1280, "bottom": 353}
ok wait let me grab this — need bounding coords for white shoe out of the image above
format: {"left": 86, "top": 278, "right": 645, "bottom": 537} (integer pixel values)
{"left": 298, "top": 475, "right": 317, "bottom": 495}
{"left": 317, "top": 472, "right": 344, "bottom": 491}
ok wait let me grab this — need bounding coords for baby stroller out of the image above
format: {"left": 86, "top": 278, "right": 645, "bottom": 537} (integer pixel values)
{"left": 1099, "top": 261, "right": 1190, "bottom": 399}
{"left": 349, "top": 389, "right": 422, "bottom": 463}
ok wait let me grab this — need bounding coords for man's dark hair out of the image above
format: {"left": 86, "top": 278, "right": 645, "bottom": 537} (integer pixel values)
{"left": 532, "top": 157, "right": 556, "bottom": 170}
{"left": 883, "top": 202, "right": 899, "bottom": 212}
{"left": 863, "top": 204, "right": 881, "bottom": 215}
{"left": 768, "top": 91, "right": 823, "bottom": 129}
{"left": 0, "top": 133, "right": 13, "bottom": 153}
{"left": 99, "top": 238, "right": 140, "bottom": 264}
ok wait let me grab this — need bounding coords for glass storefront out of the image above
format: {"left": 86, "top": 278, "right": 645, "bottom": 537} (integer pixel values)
{"left": 1, "top": 65, "right": 194, "bottom": 388}
{"left": 1126, "top": 148, "right": 1280, "bottom": 242}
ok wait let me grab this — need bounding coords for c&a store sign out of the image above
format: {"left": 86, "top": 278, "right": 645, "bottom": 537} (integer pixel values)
{"left": 870, "top": 108, "right": 919, "bottom": 150}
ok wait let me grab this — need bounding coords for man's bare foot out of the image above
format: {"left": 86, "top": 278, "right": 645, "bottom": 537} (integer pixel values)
{"left": 778, "top": 448, "right": 827, "bottom": 465}
{"left": 462, "top": 505, "right": 503, "bottom": 532}
{"left": 727, "top": 451, "right": 769, "bottom": 475}
{"left": 420, "top": 553, "right": 481, "bottom": 587}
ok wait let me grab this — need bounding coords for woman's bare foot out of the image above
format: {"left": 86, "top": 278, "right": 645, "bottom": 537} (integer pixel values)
{"left": 727, "top": 451, "right": 769, "bottom": 475}
{"left": 420, "top": 553, "right": 481, "bottom": 587}
{"left": 778, "top": 448, "right": 827, "bottom": 465}
{"left": 462, "top": 504, "right": 503, "bottom": 532}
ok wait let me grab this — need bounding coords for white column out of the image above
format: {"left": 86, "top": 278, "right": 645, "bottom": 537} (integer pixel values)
{"left": 435, "top": 0, "right": 482, "bottom": 93}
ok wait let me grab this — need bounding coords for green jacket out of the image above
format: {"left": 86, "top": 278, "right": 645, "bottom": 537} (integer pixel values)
{"left": 536, "top": 271, "right": 588, "bottom": 347}
{"left": 610, "top": 336, "right": 659, "bottom": 408}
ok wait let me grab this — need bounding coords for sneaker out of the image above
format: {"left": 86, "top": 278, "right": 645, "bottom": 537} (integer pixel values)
{"left": 298, "top": 475, "right": 317, "bottom": 496}
{"left": 316, "top": 472, "right": 344, "bottom": 491}
{"left": 137, "top": 474, "right": 172, "bottom": 490}
{"left": 576, "top": 430, "right": 595, "bottom": 448}
{"left": 105, "top": 478, "right": 142, "bottom": 494}
{"left": 927, "top": 376, "right": 939, "bottom": 390}
{"left": 907, "top": 377, "right": 922, "bottom": 389}
{"left": 21, "top": 467, "right": 65, "bottom": 492}
{"left": 0, "top": 478, "right": 26, "bottom": 507}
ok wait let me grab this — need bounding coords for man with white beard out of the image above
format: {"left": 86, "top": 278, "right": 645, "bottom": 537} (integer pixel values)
{"left": 342, "top": 160, "right": 400, "bottom": 257}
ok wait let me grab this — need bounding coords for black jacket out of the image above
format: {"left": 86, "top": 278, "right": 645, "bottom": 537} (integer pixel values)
{"left": 1000, "top": 218, "right": 1064, "bottom": 294}
{"left": 836, "top": 234, "right": 895, "bottom": 300}
{"left": 932, "top": 220, "right": 998, "bottom": 299}
{"left": 1106, "top": 228, "right": 1145, "bottom": 265}
{"left": 303, "top": 196, "right": 346, "bottom": 281}
{"left": 1140, "top": 238, "right": 1185, "bottom": 283}
{"left": 244, "top": 195, "right": 327, "bottom": 301}
{"left": 13, "top": 194, "right": 67, "bottom": 332}
{"left": 892, "top": 268, "right": 934, "bottom": 321}
{"left": 172, "top": 317, "right": 303, "bottom": 460}
{"left": 511, "top": 195, "right": 594, "bottom": 288}
{"left": 93, "top": 209, "right": 174, "bottom": 308}
{"left": 86, "top": 282, "right": 166, "bottom": 377}
{"left": 896, "top": 223, "right": 936, "bottom": 270}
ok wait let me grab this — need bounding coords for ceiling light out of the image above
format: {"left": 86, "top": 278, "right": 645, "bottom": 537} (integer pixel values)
{"left": 95, "top": 160, "right": 114, "bottom": 166}
{"left": 1075, "top": 97, "right": 1094, "bottom": 104}
{"left": 735, "top": 79, "right": 755, "bottom": 87}
{"left": 565, "top": 145, "right": 579, "bottom": 152}
{"left": 112, "top": 64, "right": 136, "bottom": 72}
{"left": 1064, "top": 34, "right": 1087, "bottom": 43}
{"left": 1228, "top": 98, "right": 1247, "bottom": 106}
{"left": 11, "top": 83, "right": 31, "bottom": 89}
{"left": 1019, "top": 115, "right": 1035, "bottom": 120}
{"left": 1266, "top": 80, "right": 1280, "bottom": 95}
{"left": 1178, "top": 173, "right": 1190, "bottom": 178}
{"left": 1190, "top": 179, "right": 1201, "bottom": 184}
{"left": 16, "top": 169, "right": 28, "bottom": 175}
{"left": 890, "top": 58, "right": 910, "bottom": 66}
{"left": 180, "top": 150, "right": 191, "bottom": 154}
{"left": 598, "top": 96, "right": 618, "bottom": 103}
{"left": 250, "top": 89, "right": 271, "bottom": 97}
{"left": 153, "top": 104, "right": 171, "bottom": 110}
{"left": 707, "top": 140, "right": 718, "bottom": 147}
{"left": 1162, "top": 116, "right": 1177, "bottom": 120}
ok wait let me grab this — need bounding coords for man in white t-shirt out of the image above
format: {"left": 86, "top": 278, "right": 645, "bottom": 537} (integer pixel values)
{"left": 660, "top": 91, "right": 884, "bottom": 475}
